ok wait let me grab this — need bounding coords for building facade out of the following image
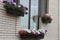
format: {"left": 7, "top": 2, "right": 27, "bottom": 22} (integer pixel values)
{"left": 0, "top": 0, "right": 59, "bottom": 40}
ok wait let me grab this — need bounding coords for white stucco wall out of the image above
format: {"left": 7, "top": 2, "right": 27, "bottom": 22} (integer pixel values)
{"left": 40, "top": 0, "right": 59, "bottom": 40}
{"left": 0, "top": 0, "right": 60, "bottom": 40}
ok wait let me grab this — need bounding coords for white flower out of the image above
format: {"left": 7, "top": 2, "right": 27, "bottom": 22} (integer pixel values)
{"left": 13, "top": 2, "right": 16, "bottom": 6}
{"left": 35, "top": 30, "right": 40, "bottom": 34}
{"left": 18, "top": 5, "right": 21, "bottom": 7}
{"left": 46, "top": 14, "right": 50, "bottom": 16}
{"left": 38, "top": 29, "right": 46, "bottom": 34}
{"left": 31, "top": 30, "right": 36, "bottom": 34}
{"left": 25, "top": 10, "right": 28, "bottom": 12}
{"left": 23, "top": 29, "right": 31, "bottom": 33}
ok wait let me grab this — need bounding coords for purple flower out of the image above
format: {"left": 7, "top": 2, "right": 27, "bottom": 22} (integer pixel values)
{"left": 13, "top": 0, "right": 16, "bottom": 2}
{"left": 25, "top": 12, "right": 28, "bottom": 14}
{"left": 3, "top": 1, "right": 9, "bottom": 4}
{"left": 3, "top": 1, "right": 7, "bottom": 3}
{"left": 45, "top": 30, "right": 47, "bottom": 33}
{"left": 12, "top": 4, "right": 15, "bottom": 6}
{"left": 26, "top": 7, "right": 28, "bottom": 10}
{"left": 24, "top": 7, "right": 28, "bottom": 10}
{"left": 19, "top": 4, "right": 24, "bottom": 7}
{"left": 10, "top": 2, "right": 15, "bottom": 6}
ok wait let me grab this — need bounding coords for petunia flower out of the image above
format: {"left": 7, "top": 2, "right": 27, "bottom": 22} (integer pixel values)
{"left": 12, "top": 2, "right": 16, "bottom": 6}
{"left": 45, "top": 30, "right": 47, "bottom": 33}
{"left": 25, "top": 10, "right": 28, "bottom": 14}
{"left": 23, "top": 7, "right": 28, "bottom": 10}
{"left": 9, "top": 2, "right": 15, "bottom": 6}
{"left": 23, "top": 29, "right": 31, "bottom": 33}
{"left": 3, "top": 1, "right": 7, "bottom": 3}
{"left": 30, "top": 30, "right": 36, "bottom": 34}
{"left": 34, "top": 30, "right": 40, "bottom": 35}
{"left": 18, "top": 30, "right": 27, "bottom": 35}
{"left": 13, "top": 0, "right": 16, "bottom": 2}
{"left": 38, "top": 29, "right": 46, "bottom": 34}
{"left": 25, "top": 12, "right": 28, "bottom": 14}
{"left": 3, "top": 1, "right": 9, "bottom": 4}
{"left": 20, "top": 4, "right": 24, "bottom": 8}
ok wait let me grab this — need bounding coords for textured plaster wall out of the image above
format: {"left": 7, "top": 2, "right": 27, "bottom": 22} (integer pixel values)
{"left": 0, "top": 0, "right": 60, "bottom": 40}
{"left": 40, "top": 0, "right": 59, "bottom": 40}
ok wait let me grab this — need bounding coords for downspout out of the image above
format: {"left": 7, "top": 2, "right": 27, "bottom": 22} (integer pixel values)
{"left": 28, "top": 0, "right": 31, "bottom": 29}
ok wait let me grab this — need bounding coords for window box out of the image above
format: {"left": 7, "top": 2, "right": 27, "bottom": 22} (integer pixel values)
{"left": 3, "top": 1, "right": 28, "bottom": 16}
{"left": 18, "top": 29, "right": 47, "bottom": 39}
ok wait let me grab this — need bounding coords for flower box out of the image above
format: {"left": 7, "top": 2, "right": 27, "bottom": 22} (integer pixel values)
{"left": 3, "top": 1, "right": 28, "bottom": 16}
{"left": 18, "top": 29, "right": 47, "bottom": 39}
{"left": 41, "top": 14, "right": 52, "bottom": 24}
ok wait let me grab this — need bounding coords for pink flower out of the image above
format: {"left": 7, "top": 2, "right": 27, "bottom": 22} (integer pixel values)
{"left": 41, "top": 14, "right": 52, "bottom": 20}
{"left": 34, "top": 31, "right": 39, "bottom": 35}
{"left": 30, "top": 30, "right": 36, "bottom": 34}
{"left": 18, "top": 30, "right": 27, "bottom": 35}
{"left": 41, "top": 14, "right": 49, "bottom": 17}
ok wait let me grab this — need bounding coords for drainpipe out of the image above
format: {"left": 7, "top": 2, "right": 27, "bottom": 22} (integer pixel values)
{"left": 28, "top": 0, "right": 31, "bottom": 29}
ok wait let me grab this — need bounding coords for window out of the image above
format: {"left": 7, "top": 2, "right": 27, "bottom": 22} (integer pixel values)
{"left": 38, "top": 0, "right": 48, "bottom": 14}
{"left": 18, "top": 0, "right": 48, "bottom": 30}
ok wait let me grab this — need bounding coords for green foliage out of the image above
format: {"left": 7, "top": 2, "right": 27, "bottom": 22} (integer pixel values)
{"left": 4, "top": 4, "right": 25, "bottom": 14}
{"left": 41, "top": 16, "right": 52, "bottom": 24}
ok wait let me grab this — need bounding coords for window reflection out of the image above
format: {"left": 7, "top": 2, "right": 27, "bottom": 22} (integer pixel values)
{"left": 30, "top": 0, "right": 38, "bottom": 30}
{"left": 20, "top": 0, "right": 29, "bottom": 29}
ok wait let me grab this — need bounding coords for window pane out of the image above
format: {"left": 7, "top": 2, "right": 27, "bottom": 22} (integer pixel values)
{"left": 38, "top": 0, "right": 48, "bottom": 14}
{"left": 30, "top": 0, "right": 38, "bottom": 30}
{"left": 20, "top": 0, "right": 29, "bottom": 29}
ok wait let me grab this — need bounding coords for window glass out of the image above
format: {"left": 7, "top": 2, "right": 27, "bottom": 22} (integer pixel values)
{"left": 38, "top": 0, "right": 48, "bottom": 14}
{"left": 20, "top": 0, "right": 29, "bottom": 29}
{"left": 30, "top": 0, "right": 38, "bottom": 30}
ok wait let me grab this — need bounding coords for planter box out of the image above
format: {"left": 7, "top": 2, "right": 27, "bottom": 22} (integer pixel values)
{"left": 4, "top": 4, "right": 25, "bottom": 16}
{"left": 20, "top": 33, "right": 44, "bottom": 39}
{"left": 6, "top": 9, "right": 24, "bottom": 16}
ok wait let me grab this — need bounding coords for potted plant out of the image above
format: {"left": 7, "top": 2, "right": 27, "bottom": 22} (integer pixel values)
{"left": 41, "top": 14, "right": 52, "bottom": 24}
{"left": 3, "top": 1, "right": 28, "bottom": 16}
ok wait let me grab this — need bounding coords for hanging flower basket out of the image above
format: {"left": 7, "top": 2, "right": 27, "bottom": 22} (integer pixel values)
{"left": 41, "top": 14, "right": 52, "bottom": 24}
{"left": 3, "top": 1, "right": 28, "bottom": 16}
{"left": 18, "top": 29, "right": 47, "bottom": 39}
